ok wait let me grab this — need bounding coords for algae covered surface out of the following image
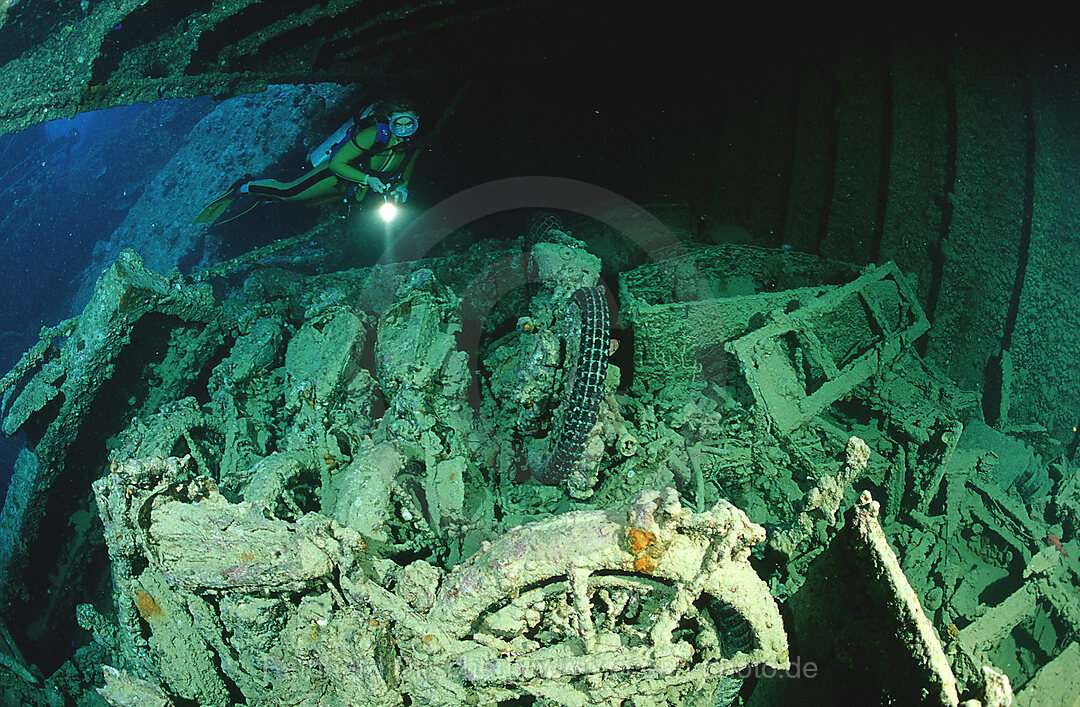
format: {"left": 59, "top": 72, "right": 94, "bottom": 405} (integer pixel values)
{"left": 0, "top": 203, "right": 1075, "bottom": 706}
{"left": 4, "top": 10, "right": 1080, "bottom": 705}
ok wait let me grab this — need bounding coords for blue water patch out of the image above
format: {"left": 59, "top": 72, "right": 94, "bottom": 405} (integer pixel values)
{"left": 0, "top": 97, "right": 214, "bottom": 500}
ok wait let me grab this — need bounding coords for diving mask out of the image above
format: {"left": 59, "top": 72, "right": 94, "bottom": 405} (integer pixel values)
{"left": 389, "top": 111, "right": 418, "bottom": 138}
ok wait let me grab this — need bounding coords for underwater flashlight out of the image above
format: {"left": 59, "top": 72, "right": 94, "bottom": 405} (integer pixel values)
{"left": 379, "top": 196, "right": 398, "bottom": 223}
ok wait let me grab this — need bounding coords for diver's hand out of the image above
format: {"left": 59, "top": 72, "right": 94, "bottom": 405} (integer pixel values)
{"left": 390, "top": 186, "right": 408, "bottom": 203}
{"left": 366, "top": 176, "right": 388, "bottom": 193}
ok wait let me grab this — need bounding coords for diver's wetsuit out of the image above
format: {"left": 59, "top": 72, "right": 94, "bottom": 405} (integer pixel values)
{"left": 246, "top": 121, "right": 417, "bottom": 205}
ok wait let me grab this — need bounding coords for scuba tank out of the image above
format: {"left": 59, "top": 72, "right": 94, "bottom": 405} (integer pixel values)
{"left": 307, "top": 103, "right": 376, "bottom": 167}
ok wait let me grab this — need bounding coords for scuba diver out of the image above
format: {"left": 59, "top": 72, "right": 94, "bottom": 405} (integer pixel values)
{"left": 193, "top": 98, "right": 421, "bottom": 225}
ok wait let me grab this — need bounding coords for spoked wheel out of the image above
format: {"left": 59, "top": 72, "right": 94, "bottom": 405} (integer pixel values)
{"left": 428, "top": 490, "right": 788, "bottom": 706}
{"left": 460, "top": 571, "right": 754, "bottom": 702}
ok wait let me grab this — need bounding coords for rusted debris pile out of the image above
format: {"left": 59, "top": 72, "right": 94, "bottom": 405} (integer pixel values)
{"left": 0, "top": 225, "right": 1074, "bottom": 705}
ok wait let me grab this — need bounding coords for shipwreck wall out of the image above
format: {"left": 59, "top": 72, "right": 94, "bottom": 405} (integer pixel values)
{"left": 1016, "top": 60, "right": 1080, "bottom": 443}
{"left": 704, "top": 35, "right": 1080, "bottom": 447}
{"left": 2, "top": 7, "right": 1077, "bottom": 447}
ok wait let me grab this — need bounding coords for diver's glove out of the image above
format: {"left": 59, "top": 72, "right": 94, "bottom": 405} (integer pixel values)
{"left": 390, "top": 185, "right": 408, "bottom": 203}
{"left": 366, "top": 176, "right": 388, "bottom": 193}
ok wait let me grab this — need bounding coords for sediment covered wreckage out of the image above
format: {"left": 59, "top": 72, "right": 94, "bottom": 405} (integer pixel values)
{"left": 0, "top": 214, "right": 1077, "bottom": 706}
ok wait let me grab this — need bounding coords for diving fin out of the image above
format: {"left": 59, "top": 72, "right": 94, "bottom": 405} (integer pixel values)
{"left": 212, "top": 199, "right": 263, "bottom": 225}
{"left": 193, "top": 176, "right": 254, "bottom": 224}
{"left": 192, "top": 190, "right": 240, "bottom": 225}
